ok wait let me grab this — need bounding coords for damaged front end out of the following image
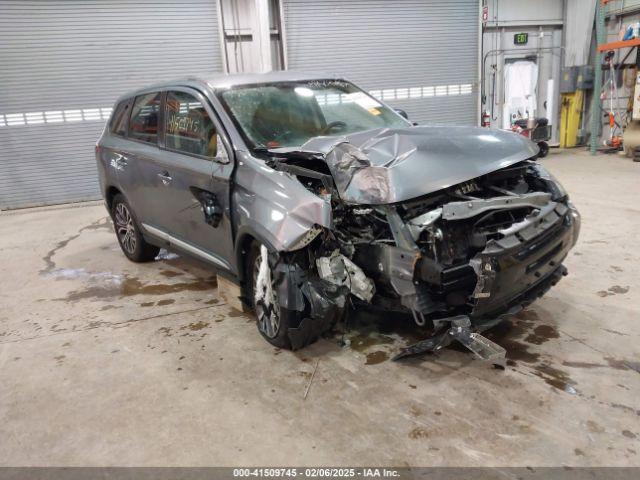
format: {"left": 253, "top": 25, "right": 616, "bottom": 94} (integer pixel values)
{"left": 253, "top": 128, "right": 580, "bottom": 360}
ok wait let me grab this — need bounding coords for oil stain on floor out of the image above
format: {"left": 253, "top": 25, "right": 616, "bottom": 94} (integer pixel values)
{"left": 181, "top": 321, "right": 210, "bottom": 331}
{"left": 597, "top": 285, "right": 630, "bottom": 297}
{"left": 484, "top": 315, "right": 541, "bottom": 364}
{"left": 40, "top": 217, "right": 113, "bottom": 275}
{"left": 524, "top": 324, "right": 560, "bottom": 345}
{"left": 532, "top": 363, "right": 578, "bottom": 395}
{"left": 365, "top": 351, "right": 389, "bottom": 365}
{"left": 56, "top": 275, "right": 217, "bottom": 302}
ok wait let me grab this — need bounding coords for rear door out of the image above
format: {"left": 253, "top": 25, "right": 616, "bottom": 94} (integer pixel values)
{"left": 118, "top": 91, "right": 163, "bottom": 226}
{"left": 147, "top": 87, "right": 235, "bottom": 271}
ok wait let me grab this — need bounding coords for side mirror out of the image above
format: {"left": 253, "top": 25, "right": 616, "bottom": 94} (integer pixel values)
{"left": 394, "top": 108, "right": 409, "bottom": 120}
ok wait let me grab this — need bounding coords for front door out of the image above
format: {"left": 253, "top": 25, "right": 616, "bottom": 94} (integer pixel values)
{"left": 137, "top": 88, "right": 235, "bottom": 272}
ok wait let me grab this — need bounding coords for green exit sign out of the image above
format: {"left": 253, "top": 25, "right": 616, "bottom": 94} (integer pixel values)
{"left": 514, "top": 33, "right": 529, "bottom": 45}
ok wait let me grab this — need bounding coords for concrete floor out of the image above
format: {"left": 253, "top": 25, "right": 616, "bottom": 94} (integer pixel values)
{"left": 0, "top": 149, "right": 639, "bottom": 467}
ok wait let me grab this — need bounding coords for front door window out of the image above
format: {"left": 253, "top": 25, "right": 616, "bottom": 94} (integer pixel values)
{"left": 165, "top": 91, "right": 228, "bottom": 163}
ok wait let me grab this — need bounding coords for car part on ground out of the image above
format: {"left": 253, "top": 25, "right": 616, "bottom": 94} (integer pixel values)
{"left": 391, "top": 315, "right": 507, "bottom": 367}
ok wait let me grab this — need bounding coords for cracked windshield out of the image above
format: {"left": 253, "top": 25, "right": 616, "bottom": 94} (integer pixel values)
{"left": 218, "top": 80, "right": 409, "bottom": 149}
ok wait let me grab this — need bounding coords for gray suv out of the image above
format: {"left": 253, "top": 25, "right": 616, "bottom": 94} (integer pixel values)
{"left": 96, "top": 72, "right": 580, "bottom": 360}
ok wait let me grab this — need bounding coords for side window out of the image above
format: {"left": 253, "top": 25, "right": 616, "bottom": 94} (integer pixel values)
{"left": 129, "top": 92, "right": 161, "bottom": 144}
{"left": 110, "top": 100, "right": 130, "bottom": 136}
{"left": 165, "top": 91, "right": 225, "bottom": 159}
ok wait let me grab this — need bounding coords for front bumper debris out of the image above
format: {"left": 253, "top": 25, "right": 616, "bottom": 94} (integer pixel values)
{"left": 393, "top": 264, "right": 568, "bottom": 362}
{"left": 392, "top": 315, "right": 506, "bottom": 366}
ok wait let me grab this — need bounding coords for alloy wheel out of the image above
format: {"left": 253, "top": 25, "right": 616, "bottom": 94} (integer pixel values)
{"left": 114, "top": 203, "right": 137, "bottom": 255}
{"left": 253, "top": 248, "right": 280, "bottom": 339}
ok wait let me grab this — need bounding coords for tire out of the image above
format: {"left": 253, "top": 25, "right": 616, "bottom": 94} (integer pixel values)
{"left": 246, "top": 242, "right": 305, "bottom": 350}
{"left": 537, "top": 141, "right": 549, "bottom": 158}
{"left": 111, "top": 193, "right": 160, "bottom": 263}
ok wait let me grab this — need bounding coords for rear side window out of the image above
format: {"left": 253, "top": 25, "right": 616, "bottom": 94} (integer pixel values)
{"left": 129, "top": 92, "right": 161, "bottom": 144}
{"left": 110, "top": 100, "right": 130, "bottom": 136}
{"left": 165, "top": 91, "right": 218, "bottom": 158}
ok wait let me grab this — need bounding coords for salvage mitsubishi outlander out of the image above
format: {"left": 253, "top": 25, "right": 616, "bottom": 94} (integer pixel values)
{"left": 96, "top": 72, "right": 580, "bottom": 361}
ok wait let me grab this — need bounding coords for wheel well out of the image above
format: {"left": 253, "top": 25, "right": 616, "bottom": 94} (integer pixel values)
{"left": 236, "top": 233, "right": 257, "bottom": 284}
{"left": 105, "top": 186, "right": 121, "bottom": 211}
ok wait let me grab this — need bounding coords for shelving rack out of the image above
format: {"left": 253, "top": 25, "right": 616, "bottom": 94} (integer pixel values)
{"left": 591, "top": 0, "right": 640, "bottom": 153}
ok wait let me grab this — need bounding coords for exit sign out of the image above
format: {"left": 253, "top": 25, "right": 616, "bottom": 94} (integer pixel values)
{"left": 514, "top": 33, "right": 528, "bottom": 45}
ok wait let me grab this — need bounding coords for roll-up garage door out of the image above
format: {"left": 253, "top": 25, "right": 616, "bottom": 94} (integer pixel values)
{"left": 282, "top": 0, "right": 479, "bottom": 126}
{"left": 0, "top": 0, "right": 223, "bottom": 209}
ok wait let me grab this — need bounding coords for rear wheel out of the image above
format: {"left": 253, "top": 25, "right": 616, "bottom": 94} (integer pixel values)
{"left": 111, "top": 194, "right": 159, "bottom": 262}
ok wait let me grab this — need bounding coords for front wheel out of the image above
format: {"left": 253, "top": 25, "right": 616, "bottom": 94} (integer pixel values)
{"left": 111, "top": 194, "right": 159, "bottom": 262}
{"left": 247, "top": 243, "right": 316, "bottom": 350}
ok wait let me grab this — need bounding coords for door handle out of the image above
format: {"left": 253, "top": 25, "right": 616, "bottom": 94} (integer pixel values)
{"left": 158, "top": 171, "right": 172, "bottom": 185}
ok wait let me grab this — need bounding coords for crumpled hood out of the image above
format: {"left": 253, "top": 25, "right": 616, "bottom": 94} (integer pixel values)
{"left": 272, "top": 126, "right": 539, "bottom": 205}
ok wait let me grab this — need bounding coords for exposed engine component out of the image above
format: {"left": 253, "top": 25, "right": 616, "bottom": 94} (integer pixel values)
{"left": 406, "top": 207, "right": 442, "bottom": 241}
{"left": 316, "top": 250, "right": 375, "bottom": 302}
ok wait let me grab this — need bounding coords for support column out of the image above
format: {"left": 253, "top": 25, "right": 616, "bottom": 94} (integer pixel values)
{"left": 590, "top": 0, "right": 605, "bottom": 154}
{"left": 252, "top": 0, "right": 273, "bottom": 73}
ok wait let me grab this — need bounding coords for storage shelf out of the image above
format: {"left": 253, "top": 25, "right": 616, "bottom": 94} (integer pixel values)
{"left": 597, "top": 38, "right": 640, "bottom": 52}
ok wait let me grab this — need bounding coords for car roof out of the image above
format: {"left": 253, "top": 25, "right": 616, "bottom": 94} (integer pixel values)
{"left": 205, "top": 70, "right": 342, "bottom": 88}
{"left": 117, "top": 71, "right": 344, "bottom": 101}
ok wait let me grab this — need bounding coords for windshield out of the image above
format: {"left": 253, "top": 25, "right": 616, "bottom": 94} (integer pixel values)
{"left": 217, "top": 80, "right": 410, "bottom": 149}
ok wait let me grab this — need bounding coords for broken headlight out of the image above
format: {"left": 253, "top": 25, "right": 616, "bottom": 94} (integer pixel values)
{"left": 531, "top": 164, "right": 568, "bottom": 201}
{"left": 567, "top": 201, "right": 581, "bottom": 247}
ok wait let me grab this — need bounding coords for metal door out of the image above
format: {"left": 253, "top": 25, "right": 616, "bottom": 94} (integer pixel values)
{"left": 0, "top": 0, "right": 223, "bottom": 209}
{"left": 281, "top": 0, "right": 480, "bottom": 125}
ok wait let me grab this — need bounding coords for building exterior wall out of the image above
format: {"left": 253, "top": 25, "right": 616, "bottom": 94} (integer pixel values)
{"left": 483, "top": 0, "right": 563, "bottom": 27}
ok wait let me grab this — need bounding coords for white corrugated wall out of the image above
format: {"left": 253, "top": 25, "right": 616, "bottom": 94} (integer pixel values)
{"left": 0, "top": 0, "right": 223, "bottom": 209}
{"left": 282, "top": 0, "right": 480, "bottom": 126}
